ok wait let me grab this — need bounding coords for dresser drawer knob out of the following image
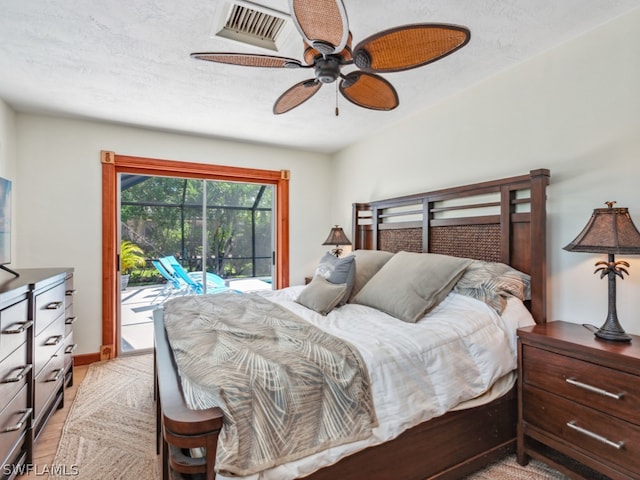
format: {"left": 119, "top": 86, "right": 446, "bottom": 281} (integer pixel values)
{"left": 65, "top": 344, "right": 77, "bottom": 355}
{"left": 3, "top": 320, "right": 33, "bottom": 334}
{"left": 3, "top": 408, "right": 32, "bottom": 433}
{"left": 2, "top": 364, "right": 32, "bottom": 383}
{"left": 65, "top": 289, "right": 76, "bottom": 296}
{"left": 65, "top": 316, "right": 77, "bottom": 325}
{"left": 45, "top": 301, "right": 64, "bottom": 310}
{"left": 566, "top": 420, "right": 624, "bottom": 450}
{"left": 566, "top": 377, "right": 624, "bottom": 400}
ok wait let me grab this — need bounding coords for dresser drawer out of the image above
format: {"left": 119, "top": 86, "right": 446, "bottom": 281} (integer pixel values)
{"left": 522, "top": 344, "right": 640, "bottom": 425}
{"left": 0, "top": 299, "right": 29, "bottom": 363}
{"left": 33, "top": 347, "right": 64, "bottom": 421}
{"left": 64, "top": 313, "right": 76, "bottom": 337}
{"left": 0, "top": 385, "right": 29, "bottom": 468}
{"left": 524, "top": 384, "right": 640, "bottom": 475}
{"left": 34, "top": 282, "right": 66, "bottom": 336}
{"left": 34, "top": 316, "right": 65, "bottom": 376}
{"left": 63, "top": 331, "right": 75, "bottom": 370}
{"left": 0, "top": 342, "right": 29, "bottom": 409}
{"left": 65, "top": 275, "right": 75, "bottom": 306}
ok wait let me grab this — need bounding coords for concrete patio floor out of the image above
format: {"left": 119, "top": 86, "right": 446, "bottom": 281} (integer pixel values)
{"left": 120, "top": 279, "right": 272, "bottom": 354}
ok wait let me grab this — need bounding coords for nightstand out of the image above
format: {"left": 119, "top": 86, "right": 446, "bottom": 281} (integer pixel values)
{"left": 517, "top": 321, "right": 640, "bottom": 479}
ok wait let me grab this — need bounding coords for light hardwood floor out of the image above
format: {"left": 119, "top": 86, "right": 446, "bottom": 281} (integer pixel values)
{"left": 17, "top": 364, "right": 89, "bottom": 479}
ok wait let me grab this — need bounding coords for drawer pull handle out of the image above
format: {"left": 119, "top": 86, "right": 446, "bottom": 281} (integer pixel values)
{"left": 566, "top": 421, "right": 624, "bottom": 450}
{"left": 44, "top": 335, "right": 63, "bottom": 346}
{"left": 566, "top": 378, "right": 624, "bottom": 400}
{"left": 4, "top": 320, "right": 34, "bottom": 334}
{"left": 46, "top": 301, "right": 63, "bottom": 310}
{"left": 65, "top": 289, "right": 76, "bottom": 296}
{"left": 3, "top": 408, "right": 32, "bottom": 433}
{"left": 65, "top": 344, "right": 77, "bottom": 354}
{"left": 3, "top": 364, "right": 32, "bottom": 383}
{"left": 45, "top": 368, "right": 63, "bottom": 383}
{"left": 65, "top": 316, "right": 77, "bottom": 325}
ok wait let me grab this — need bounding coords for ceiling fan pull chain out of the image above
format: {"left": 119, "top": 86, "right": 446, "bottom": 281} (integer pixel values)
{"left": 335, "top": 83, "right": 339, "bottom": 116}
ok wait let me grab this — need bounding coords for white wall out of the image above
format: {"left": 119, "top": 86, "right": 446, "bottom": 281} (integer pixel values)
{"left": 15, "top": 116, "right": 333, "bottom": 354}
{"left": 333, "top": 9, "right": 640, "bottom": 334}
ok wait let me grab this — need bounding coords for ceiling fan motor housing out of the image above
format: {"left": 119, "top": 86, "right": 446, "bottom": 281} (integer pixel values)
{"left": 315, "top": 56, "right": 342, "bottom": 83}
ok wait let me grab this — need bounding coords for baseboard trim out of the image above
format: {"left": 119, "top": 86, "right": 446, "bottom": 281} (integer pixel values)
{"left": 73, "top": 352, "right": 101, "bottom": 366}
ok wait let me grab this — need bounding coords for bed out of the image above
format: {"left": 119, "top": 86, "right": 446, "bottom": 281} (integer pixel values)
{"left": 154, "top": 168, "right": 550, "bottom": 480}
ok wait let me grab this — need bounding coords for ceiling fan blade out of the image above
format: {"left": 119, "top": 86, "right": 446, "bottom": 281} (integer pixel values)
{"left": 290, "top": 0, "right": 349, "bottom": 55}
{"left": 273, "top": 79, "right": 322, "bottom": 114}
{"left": 353, "top": 24, "right": 470, "bottom": 73}
{"left": 191, "top": 52, "right": 304, "bottom": 69}
{"left": 339, "top": 72, "right": 399, "bottom": 111}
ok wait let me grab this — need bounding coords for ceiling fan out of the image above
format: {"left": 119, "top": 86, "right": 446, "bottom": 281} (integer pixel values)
{"left": 191, "top": 0, "right": 470, "bottom": 115}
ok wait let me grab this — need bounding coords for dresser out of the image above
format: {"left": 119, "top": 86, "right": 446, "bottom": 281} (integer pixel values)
{"left": 517, "top": 321, "right": 640, "bottom": 480}
{"left": 0, "top": 268, "right": 74, "bottom": 479}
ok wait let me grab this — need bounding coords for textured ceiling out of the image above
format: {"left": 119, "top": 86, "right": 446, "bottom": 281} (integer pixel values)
{"left": 1, "top": 1, "right": 638, "bottom": 154}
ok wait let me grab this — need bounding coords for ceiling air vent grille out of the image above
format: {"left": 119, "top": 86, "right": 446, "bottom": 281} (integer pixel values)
{"left": 215, "top": 2, "right": 292, "bottom": 52}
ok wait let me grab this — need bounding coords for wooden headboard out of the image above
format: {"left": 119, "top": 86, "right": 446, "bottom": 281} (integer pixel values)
{"left": 352, "top": 169, "right": 550, "bottom": 324}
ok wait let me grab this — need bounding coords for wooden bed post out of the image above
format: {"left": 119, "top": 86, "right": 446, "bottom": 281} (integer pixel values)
{"left": 529, "top": 169, "right": 550, "bottom": 324}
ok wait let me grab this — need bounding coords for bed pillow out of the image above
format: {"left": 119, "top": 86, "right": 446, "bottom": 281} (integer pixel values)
{"left": 296, "top": 276, "right": 347, "bottom": 315}
{"left": 352, "top": 251, "right": 471, "bottom": 323}
{"left": 314, "top": 252, "right": 355, "bottom": 305}
{"left": 454, "top": 260, "right": 531, "bottom": 314}
{"left": 348, "top": 249, "right": 395, "bottom": 302}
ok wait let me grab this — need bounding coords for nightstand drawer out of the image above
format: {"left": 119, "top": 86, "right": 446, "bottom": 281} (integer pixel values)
{"left": 523, "top": 344, "right": 640, "bottom": 425}
{"left": 524, "top": 384, "right": 640, "bottom": 475}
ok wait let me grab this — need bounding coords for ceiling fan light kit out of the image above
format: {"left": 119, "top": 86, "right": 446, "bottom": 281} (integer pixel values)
{"left": 192, "top": 0, "right": 470, "bottom": 114}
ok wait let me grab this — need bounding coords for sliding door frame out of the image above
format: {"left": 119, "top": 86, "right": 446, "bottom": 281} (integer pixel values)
{"left": 101, "top": 151, "right": 290, "bottom": 360}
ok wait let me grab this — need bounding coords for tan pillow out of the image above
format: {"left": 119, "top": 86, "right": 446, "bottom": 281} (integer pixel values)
{"left": 352, "top": 251, "right": 471, "bottom": 323}
{"left": 296, "top": 276, "right": 347, "bottom": 315}
{"left": 348, "top": 249, "right": 395, "bottom": 302}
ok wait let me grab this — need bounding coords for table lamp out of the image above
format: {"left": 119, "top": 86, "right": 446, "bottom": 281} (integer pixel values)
{"left": 564, "top": 201, "right": 640, "bottom": 342}
{"left": 322, "top": 225, "right": 351, "bottom": 257}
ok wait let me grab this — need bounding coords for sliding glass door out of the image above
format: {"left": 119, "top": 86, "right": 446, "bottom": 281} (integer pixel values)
{"left": 118, "top": 174, "right": 274, "bottom": 354}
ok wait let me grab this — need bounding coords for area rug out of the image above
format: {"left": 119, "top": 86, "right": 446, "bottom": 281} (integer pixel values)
{"left": 52, "top": 354, "right": 159, "bottom": 480}
{"left": 52, "top": 354, "right": 567, "bottom": 479}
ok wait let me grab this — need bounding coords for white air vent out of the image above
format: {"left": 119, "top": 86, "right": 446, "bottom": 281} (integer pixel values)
{"left": 212, "top": 1, "right": 295, "bottom": 52}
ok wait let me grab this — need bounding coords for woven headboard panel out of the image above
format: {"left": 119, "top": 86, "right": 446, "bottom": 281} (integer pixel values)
{"left": 378, "top": 228, "right": 422, "bottom": 253}
{"left": 352, "top": 169, "right": 549, "bottom": 323}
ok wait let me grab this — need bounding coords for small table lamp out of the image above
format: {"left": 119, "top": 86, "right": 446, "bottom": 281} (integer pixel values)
{"left": 322, "top": 225, "right": 351, "bottom": 257}
{"left": 564, "top": 201, "right": 640, "bottom": 342}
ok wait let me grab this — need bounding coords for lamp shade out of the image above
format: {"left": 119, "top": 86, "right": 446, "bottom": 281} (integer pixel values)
{"left": 322, "top": 226, "right": 351, "bottom": 247}
{"left": 563, "top": 203, "right": 640, "bottom": 255}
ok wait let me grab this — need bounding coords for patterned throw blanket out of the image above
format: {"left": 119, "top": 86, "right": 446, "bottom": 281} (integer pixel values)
{"left": 163, "top": 293, "right": 377, "bottom": 477}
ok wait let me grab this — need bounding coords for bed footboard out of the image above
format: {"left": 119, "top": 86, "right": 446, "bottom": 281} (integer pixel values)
{"left": 154, "top": 309, "right": 223, "bottom": 480}
{"left": 305, "top": 386, "right": 517, "bottom": 480}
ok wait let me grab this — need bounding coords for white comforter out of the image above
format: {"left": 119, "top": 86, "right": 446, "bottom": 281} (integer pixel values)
{"left": 216, "top": 287, "right": 535, "bottom": 480}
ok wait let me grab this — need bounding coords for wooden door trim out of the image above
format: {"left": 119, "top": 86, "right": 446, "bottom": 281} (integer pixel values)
{"left": 101, "top": 151, "right": 290, "bottom": 359}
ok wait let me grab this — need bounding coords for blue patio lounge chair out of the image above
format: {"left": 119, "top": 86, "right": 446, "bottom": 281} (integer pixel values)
{"left": 151, "top": 259, "right": 186, "bottom": 303}
{"left": 159, "top": 256, "right": 230, "bottom": 295}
